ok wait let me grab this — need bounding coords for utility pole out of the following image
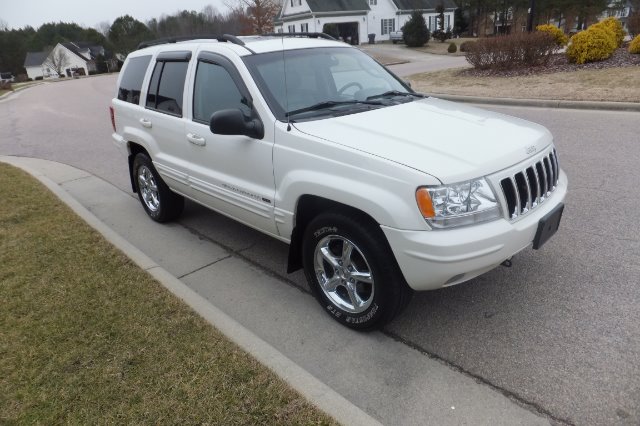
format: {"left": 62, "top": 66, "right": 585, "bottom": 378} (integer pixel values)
{"left": 527, "top": 0, "right": 536, "bottom": 32}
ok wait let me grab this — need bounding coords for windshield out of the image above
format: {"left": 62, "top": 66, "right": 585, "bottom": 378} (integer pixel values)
{"left": 243, "top": 47, "right": 417, "bottom": 121}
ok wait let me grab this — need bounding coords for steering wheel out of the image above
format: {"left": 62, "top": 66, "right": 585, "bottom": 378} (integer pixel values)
{"left": 338, "top": 82, "right": 363, "bottom": 96}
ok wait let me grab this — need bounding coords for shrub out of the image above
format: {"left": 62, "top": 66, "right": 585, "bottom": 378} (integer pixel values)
{"left": 447, "top": 42, "right": 457, "bottom": 53}
{"left": 630, "top": 35, "right": 640, "bottom": 54}
{"left": 459, "top": 40, "right": 476, "bottom": 52}
{"left": 403, "top": 10, "right": 430, "bottom": 47}
{"left": 432, "top": 29, "right": 452, "bottom": 43}
{"left": 536, "top": 24, "right": 568, "bottom": 46}
{"left": 566, "top": 27, "right": 617, "bottom": 64}
{"left": 35, "top": 76, "right": 43, "bottom": 81}
{"left": 465, "top": 32, "right": 556, "bottom": 70}
{"left": 592, "top": 17, "right": 625, "bottom": 47}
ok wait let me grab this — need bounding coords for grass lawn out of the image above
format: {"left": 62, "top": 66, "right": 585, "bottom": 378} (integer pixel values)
{"left": 409, "top": 66, "right": 640, "bottom": 102}
{"left": 0, "top": 163, "right": 335, "bottom": 425}
{"left": 0, "top": 90, "right": 10, "bottom": 97}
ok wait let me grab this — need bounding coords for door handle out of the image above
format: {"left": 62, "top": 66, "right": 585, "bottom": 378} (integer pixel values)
{"left": 187, "top": 133, "right": 206, "bottom": 146}
{"left": 139, "top": 118, "right": 152, "bottom": 128}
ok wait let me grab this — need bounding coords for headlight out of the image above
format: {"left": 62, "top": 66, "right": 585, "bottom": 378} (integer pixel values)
{"left": 416, "top": 178, "right": 501, "bottom": 228}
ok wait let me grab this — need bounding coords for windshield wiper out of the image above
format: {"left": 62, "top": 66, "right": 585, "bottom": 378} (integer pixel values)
{"left": 366, "top": 90, "right": 426, "bottom": 101}
{"left": 286, "top": 100, "right": 383, "bottom": 118}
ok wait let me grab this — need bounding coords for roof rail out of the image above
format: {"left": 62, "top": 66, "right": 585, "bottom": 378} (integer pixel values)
{"left": 260, "top": 32, "right": 337, "bottom": 41}
{"left": 136, "top": 34, "right": 245, "bottom": 50}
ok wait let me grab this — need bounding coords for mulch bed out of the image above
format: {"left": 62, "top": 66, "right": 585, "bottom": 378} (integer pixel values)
{"left": 460, "top": 47, "right": 640, "bottom": 77}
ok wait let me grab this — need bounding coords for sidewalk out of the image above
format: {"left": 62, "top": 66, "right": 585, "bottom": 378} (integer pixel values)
{"left": 1, "top": 156, "right": 551, "bottom": 426}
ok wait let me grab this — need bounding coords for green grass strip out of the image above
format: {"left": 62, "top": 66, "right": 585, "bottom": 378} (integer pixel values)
{"left": 0, "top": 163, "right": 335, "bottom": 425}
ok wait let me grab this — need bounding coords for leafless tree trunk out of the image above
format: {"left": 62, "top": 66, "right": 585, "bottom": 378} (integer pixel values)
{"left": 47, "top": 48, "right": 70, "bottom": 76}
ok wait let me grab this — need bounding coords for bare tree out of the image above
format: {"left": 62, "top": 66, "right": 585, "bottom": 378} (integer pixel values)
{"left": 96, "top": 21, "right": 111, "bottom": 37}
{"left": 224, "top": 0, "right": 282, "bottom": 34}
{"left": 46, "top": 47, "right": 70, "bottom": 76}
{"left": 0, "top": 19, "right": 8, "bottom": 31}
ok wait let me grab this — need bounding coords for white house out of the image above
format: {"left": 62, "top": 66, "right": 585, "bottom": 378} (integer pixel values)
{"left": 24, "top": 42, "right": 99, "bottom": 80}
{"left": 274, "top": 0, "right": 457, "bottom": 44}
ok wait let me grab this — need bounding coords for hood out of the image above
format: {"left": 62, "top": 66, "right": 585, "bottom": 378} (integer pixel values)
{"left": 292, "top": 97, "right": 553, "bottom": 183}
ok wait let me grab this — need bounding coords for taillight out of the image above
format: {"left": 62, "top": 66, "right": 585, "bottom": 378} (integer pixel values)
{"left": 109, "top": 106, "right": 116, "bottom": 132}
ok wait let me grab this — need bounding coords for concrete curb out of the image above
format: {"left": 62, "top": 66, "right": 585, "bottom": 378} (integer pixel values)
{"left": 429, "top": 93, "right": 640, "bottom": 112}
{"left": 0, "top": 156, "right": 382, "bottom": 426}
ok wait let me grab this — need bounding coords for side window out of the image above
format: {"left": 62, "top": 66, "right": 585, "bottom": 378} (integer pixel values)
{"left": 193, "top": 61, "right": 250, "bottom": 124}
{"left": 118, "top": 55, "right": 151, "bottom": 104}
{"left": 145, "top": 59, "right": 189, "bottom": 116}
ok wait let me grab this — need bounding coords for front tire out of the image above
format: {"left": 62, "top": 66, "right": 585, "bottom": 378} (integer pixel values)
{"left": 302, "top": 211, "right": 412, "bottom": 330}
{"left": 132, "top": 153, "right": 184, "bottom": 223}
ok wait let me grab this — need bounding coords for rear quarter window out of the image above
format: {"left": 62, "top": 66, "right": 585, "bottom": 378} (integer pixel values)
{"left": 118, "top": 55, "right": 152, "bottom": 104}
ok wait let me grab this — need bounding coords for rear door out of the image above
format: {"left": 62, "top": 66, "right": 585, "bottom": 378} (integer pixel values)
{"left": 139, "top": 50, "right": 193, "bottom": 196}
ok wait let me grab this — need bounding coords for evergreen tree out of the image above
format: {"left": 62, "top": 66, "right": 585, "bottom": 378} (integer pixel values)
{"left": 403, "top": 11, "right": 430, "bottom": 47}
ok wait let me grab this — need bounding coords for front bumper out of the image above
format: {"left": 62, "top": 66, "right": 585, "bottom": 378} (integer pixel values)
{"left": 382, "top": 170, "right": 568, "bottom": 291}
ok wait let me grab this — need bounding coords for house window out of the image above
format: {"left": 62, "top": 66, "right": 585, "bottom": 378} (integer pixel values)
{"left": 290, "top": 0, "right": 293, "bottom": 6}
{"left": 428, "top": 16, "right": 436, "bottom": 30}
{"left": 370, "top": 0, "right": 377, "bottom": 5}
{"left": 288, "top": 25, "right": 295, "bottom": 33}
{"left": 298, "top": 0, "right": 302, "bottom": 5}
{"left": 301, "top": 23, "right": 309, "bottom": 32}
{"left": 381, "top": 19, "right": 395, "bottom": 35}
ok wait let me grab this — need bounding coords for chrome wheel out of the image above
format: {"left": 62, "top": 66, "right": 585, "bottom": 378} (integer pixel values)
{"left": 314, "top": 235, "right": 374, "bottom": 314}
{"left": 137, "top": 165, "right": 160, "bottom": 212}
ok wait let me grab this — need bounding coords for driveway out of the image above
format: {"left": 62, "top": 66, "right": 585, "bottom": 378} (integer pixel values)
{"left": 359, "top": 43, "right": 469, "bottom": 76}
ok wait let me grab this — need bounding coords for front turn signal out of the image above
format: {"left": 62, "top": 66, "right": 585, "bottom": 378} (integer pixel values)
{"left": 415, "top": 188, "right": 436, "bottom": 219}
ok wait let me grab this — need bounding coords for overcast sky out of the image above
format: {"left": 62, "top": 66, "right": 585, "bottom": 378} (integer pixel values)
{"left": 2, "top": 0, "right": 231, "bottom": 30}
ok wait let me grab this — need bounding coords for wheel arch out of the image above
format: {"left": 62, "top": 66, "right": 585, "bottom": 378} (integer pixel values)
{"left": 287, "top": 194, "right": 393, "bottom": 274}
{"left": 127, "top": 142, "right": 151, "bottom": 193}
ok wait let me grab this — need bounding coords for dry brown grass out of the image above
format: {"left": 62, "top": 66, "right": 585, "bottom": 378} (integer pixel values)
{"left": 0, "top": 163, "right": 336, "bottom": 425}
{"left": 409, "top": 66, "right": 640, "bottom": 102}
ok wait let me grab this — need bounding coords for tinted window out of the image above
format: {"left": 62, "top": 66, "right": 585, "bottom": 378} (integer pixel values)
{"left": 146, "top": 61, "right": 188, "bottom": 116}
{"left": 145, "top": 62, "right": 162, "bottom": 109}
{"left": 118, "top": 55, "right": 151, "bottom": 104}
{"left": 193, "top": 61, "right": 250, "bottom": 123}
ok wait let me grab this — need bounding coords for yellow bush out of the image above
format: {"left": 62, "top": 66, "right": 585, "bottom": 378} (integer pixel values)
{"left": 592, "top": 17, "right": 625, "bottom": 47}
{"left": 630, "top": 35, "right": 640, "bottom": 54}
{"left": 536, "top": 24, "right": 568, "bottom": 46}
{"left": 567, "top": 27, "right": 617, "bottom": 64}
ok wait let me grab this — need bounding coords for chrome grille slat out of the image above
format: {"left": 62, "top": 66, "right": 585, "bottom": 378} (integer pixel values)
{"left": 499, "top": 150, "right": 560, "bottom": 221}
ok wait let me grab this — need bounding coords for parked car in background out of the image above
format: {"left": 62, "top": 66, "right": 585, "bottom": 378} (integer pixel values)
{"left": 390, "top": 30, "right": 404, "bottom": 44}
{"left": 0, "top": 72, "right": 15, "bottom": 83}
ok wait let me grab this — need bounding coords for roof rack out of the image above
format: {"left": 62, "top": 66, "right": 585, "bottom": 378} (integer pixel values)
{"left": 260, "top": 32, "right": 337, "bottom": 41}
{"left": 136, "top": 34, "right": 245, "bottom": 50}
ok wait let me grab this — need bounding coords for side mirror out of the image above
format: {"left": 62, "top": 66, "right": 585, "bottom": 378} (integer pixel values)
{"left": 210, "top": 109, "right": 264, "bottom": 139}
{"left": 404, "top": 80, "right": 412, "bottom": 89}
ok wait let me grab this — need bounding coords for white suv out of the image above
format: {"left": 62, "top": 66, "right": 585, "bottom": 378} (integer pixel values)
{"left": 110, "top": 34, "right": 567, "bottom": 330}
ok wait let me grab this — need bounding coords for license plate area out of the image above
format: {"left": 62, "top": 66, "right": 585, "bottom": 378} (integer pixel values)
{"left": 533, "top": 203, "right": 564, "bottom": 250}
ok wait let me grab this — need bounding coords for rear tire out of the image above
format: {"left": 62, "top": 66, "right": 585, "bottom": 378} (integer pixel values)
{"left": 132, "top": 153, "right": 184, "bottom": 223}
{"left": 302, "top": 211, "right": 413, "bottom": 330}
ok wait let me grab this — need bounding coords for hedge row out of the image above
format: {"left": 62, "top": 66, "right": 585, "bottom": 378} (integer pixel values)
{"left": 465, "top": 32, "right": 556, "bottom": 70}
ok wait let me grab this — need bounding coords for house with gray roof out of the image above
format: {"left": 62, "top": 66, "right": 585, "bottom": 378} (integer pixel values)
{"left": 275, "top": 0, "right": 457, "bottom": 44}
{"left": 23, "top": 42, "right": 101, "bottom": 80}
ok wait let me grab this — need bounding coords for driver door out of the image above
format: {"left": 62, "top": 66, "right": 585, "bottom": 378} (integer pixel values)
{"left": 184, "top": 52, "right": 277, "bottom": 235}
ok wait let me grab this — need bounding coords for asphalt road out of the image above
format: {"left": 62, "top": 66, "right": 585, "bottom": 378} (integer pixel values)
{"left": 1, "top": 74, "right": 639, "bottom": 425}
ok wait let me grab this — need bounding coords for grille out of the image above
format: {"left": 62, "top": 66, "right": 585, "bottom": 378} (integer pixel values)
{"left": 500, "top": 149, "right": 560, "bottom": 220}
